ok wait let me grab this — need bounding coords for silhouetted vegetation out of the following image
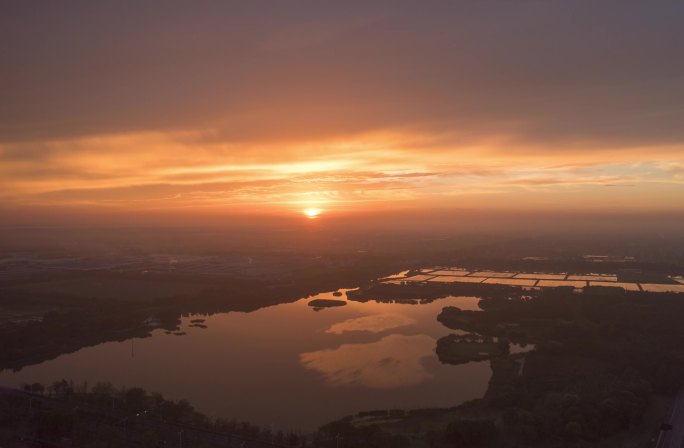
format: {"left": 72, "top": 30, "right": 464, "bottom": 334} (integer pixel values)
{"left": 0, "top": 381, "right": 301, "bottom": 448}
{"left": 436, "top": 333, "right": 509, "bottom": 365}
{"left": 430, "top": 288, "right": 684, "bottom": 446}
{"left": 308, "top": 299, "right": 346, "bottom": 308}
{"left": 319, "top": 417, "right": 410, "bottom": 448}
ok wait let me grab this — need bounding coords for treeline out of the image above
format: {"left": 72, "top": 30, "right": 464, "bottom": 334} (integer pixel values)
{"left": 1, "top": 380, "right": 302, "bottom": 448}
{"left": 348, "top": 281, "right": 522, "bottom": 303}
{"left": 3, "top": 381, "right": 425, "bottom": 448}
{"left": 318, "top": 417, "right": 411, "bottom": 448}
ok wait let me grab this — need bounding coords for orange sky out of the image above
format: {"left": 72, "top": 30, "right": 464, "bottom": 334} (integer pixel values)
{"left": 1, "top": 2, "right": 683, "bottom": 222}
{"left": 1, "top": 130, "right": 683, "bottom": 217}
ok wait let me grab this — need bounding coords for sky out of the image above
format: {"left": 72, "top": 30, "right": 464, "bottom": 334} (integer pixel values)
{"left": 1, "top": 1, "right": 684, "bottom": 223}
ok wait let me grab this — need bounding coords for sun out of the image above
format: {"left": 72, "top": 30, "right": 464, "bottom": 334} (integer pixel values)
{"left": 303, "top": 207, "right": 323, "bottom": 218}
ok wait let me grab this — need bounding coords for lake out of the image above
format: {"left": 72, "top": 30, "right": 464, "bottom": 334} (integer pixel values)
{"left": 0, "top": 291, "right": 492, "bottom": 431}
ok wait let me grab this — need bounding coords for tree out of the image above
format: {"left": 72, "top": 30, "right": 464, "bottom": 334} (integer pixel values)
{"left": 444, "top": 419, "right": 498, "bottom": 447}
{"left": 124, "top": 387, "right": 147, "bottom": 412}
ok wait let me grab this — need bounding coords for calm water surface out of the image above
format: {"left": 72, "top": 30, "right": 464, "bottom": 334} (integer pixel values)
{"left": 0, "top": 292, "right": 491, "bottom": 430}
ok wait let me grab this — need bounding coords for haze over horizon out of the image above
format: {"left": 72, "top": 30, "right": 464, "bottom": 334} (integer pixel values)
{"left": 2, "top": 1, "right": 683, "bottom": 226}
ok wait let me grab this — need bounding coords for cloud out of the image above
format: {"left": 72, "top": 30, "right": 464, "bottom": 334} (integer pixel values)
{"left": 2, "top": 1, "right": 683, "bottom": 148}
{"left": 300, "top": 334, "right": 435, "bottom": 389}
{"left": 326, "top": 314, "right": 415, "bottom": 335}
{"left": 506, "top": 176, "right": 637, "bottom": 188}
{"left": 0, "top": 127, "right": 681, "bottom": 213}
{"left": 2, "top": 2, "right": 684, "bottom": 215}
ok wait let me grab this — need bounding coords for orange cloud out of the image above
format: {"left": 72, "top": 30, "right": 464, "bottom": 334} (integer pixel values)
{"left": 1, "top": 129, "right": 682, "bottom": 216}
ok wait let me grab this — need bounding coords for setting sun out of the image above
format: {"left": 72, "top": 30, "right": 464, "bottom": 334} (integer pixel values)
{"left": 303, "top": 208, "right": 323, "bottom": 218}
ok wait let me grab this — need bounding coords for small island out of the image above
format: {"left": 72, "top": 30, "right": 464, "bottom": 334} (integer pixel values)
{"left": 308, "top": 298, "right": 346, "bottom": 308}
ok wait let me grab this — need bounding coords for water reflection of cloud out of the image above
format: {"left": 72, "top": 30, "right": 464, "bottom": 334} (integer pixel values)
{"left": 300, "top": 334, "right": 434, "bottom": 389}
{"left": 326, "top": 314, "right": 415, "bottom": 335}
